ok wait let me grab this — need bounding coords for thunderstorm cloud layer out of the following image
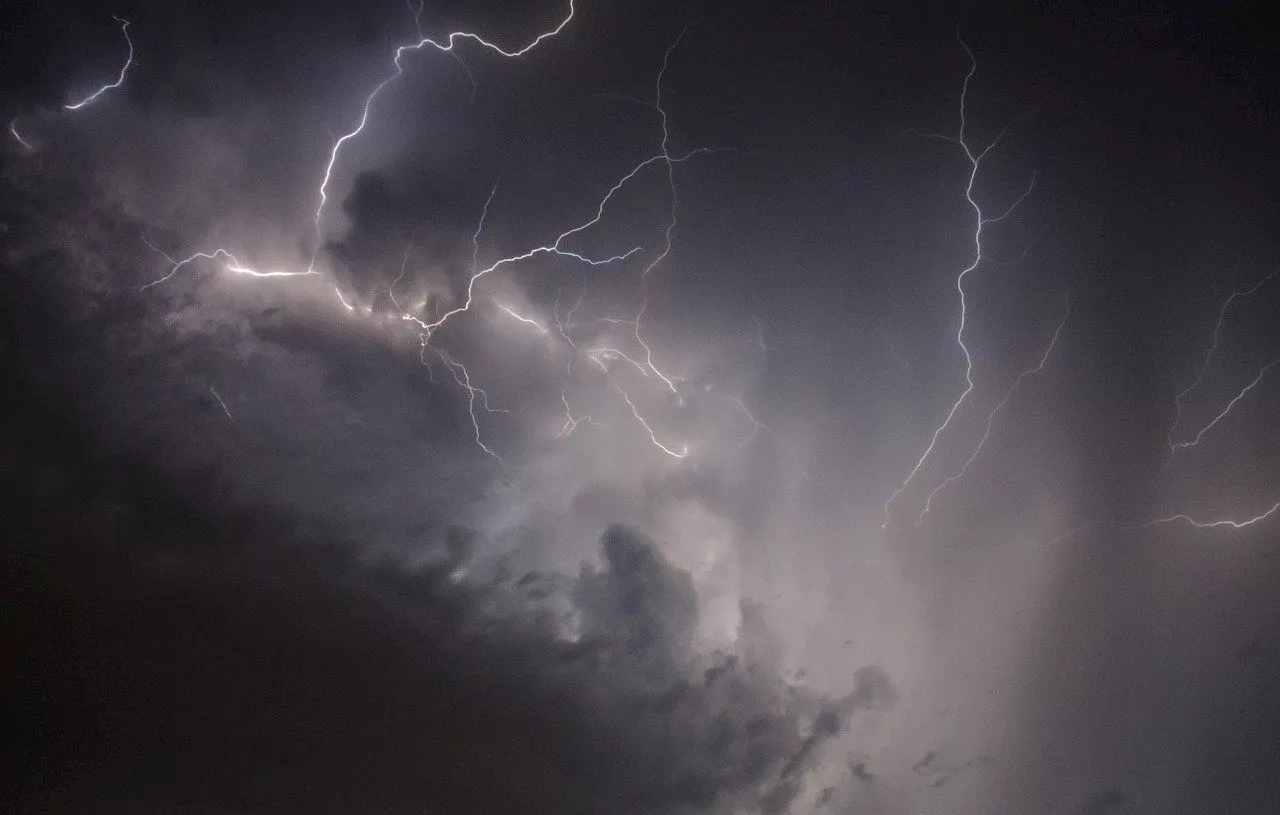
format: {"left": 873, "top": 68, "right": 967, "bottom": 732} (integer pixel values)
{"left": 3, "top": 1, "right": 1279, "bottom": 813}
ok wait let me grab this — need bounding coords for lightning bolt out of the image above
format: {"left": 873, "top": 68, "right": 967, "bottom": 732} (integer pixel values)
{"left": 433, "top": 348, "right": 506, "bottom": 464}
{"left": 881, "top": 34, "right": 1037, "bottom": 528}
{"left": 1138, "top": 267, "right": 1280, "bottom": 533}
{"left": 1142, "top": 499, "right": 1280, "bottom": 531}
{"left": 375, "top": 28, "right": 747, "bottom": 460}
{"left": 9, "top": 119, "right": 33, "bottom": 151}
{"left": 1170, "top": 357, "right": 1280, "bottom": 453}
{"left": 1144, "top": 356, "right": 1280, "bottom": 533}
{"left": 1166, "top": 269, "right": 1278, "bottom": 455}
{"left": 137, "top": 5, "right": 762, "bottom": 464}
{"left": 63, "top": 16, "right": 135, "bottom": 111}
{"left": 142, "top": 3, "right": 576, "bottom": 296}
{"left": 497, "top": 304, "right": 550, "bottom": 334}
{"left": 612, "top": 379, "right": 688, "bottom": 459}
{"left": 918, "top": 293, "right": 1071, "bottom": 523}
{"left": 308, "top": 1, "right": 579, "bottom": 271}
{"left": 550, "top": 288, "right": 608, "bottom": 438}
{"left": 209, "top": 386, "right": 234, "bottom": 422}
{"left": 139, "top": 244, "right": 322, "bottom": 291}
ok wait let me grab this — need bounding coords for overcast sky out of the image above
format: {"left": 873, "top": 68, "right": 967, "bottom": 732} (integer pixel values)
{"left": 3, "top": 1, "right": 1279, "bottom": 813}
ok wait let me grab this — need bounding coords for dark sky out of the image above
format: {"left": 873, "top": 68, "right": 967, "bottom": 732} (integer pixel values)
{"left": 3, "top": 1, "right": 1279, "bottom": 812}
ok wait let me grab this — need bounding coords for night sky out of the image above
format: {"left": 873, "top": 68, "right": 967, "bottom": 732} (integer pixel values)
{"left": 3, "top": 1, "right": 1279, "bottom": 812}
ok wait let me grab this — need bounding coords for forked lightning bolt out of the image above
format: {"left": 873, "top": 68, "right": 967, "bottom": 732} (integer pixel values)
{"left": 432, "top": 348, "right": 506, "bottom": 463}
{"left": 1166, "top": 269, "right": 1278, "bottom": 456}
{"left": 135, "top": 3, "right": 774, "bottom": 464}
{"left": 308, "top": 1, "right": 579, "bottom": 272}
{"left": 1144, "top": 267, "right": 1280, "bottom": 532}
{"left": 64, "top": 16, "right": 135, "bottom": 110}
{"left": 140, "top": 243, "right": 322, "bottom": 291}
{"left": 375, "top": 29, "right": 754, "bottom": 460}
{"left": 882, "top": 34, "right": 1037, "bottom": 527}
{"left": 918, "top": 294, "right": 1070, "bottom": 523}
{"left": 1171, "top": 358, "right": 1280, "bottom": 453}
{"left": 9, "top": 15, "right": 135, "bottom": 151}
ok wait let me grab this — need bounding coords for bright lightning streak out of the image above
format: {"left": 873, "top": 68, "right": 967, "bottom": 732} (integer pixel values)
{"left": 1166, "top": 269, "right": 1278, "bottom": 455}
{"left": 1170, "top": 357, "right": 1280, "bottom": 453}
{"left": 1143, "top": 268, "right": 1280, "bottom": 534}
{"left": 881, "top": 34, "right": 1037, "bottom": 528}
{"left": 140, "top": 245, "right": 321, "bottom": 291}
{"left": 497, "top": 305, "right": 549, "bottom": 333}
{"left": 549, "top": 288, "right": 610, "bottom": 439}
{"left": 63, "top": 17, "right": 135, "bottom": 111}
{"left": 612, "top": 379, "right": 688, "bottom": 459}
{"left": 140, "top": 8, "right": 743, "bottom": 463}
{"left": 918, "top": 295, "right": 1071, "bottom": 522}
{"left": 433, "top": 349, "right": 506, "bottom": 463}
{"left": 310, "top": 1, "right": 578, "bottom": 269}
{"left": 1143, "top": 498, "right": 1280, "bottom": 531}
{"left": 209, "top": 386, "right": 234, "bottom": 421}
{"left": 382, "top": 29, "right": 745, "bottom": 460}
{"left": 628, "top": 32, "right": 687, "bottom": 396}
{"left": 9, "top": 119, "right": 33, "bottom": 150}
{"left": 557, "top": 391, "right": 607, "bottom": 438}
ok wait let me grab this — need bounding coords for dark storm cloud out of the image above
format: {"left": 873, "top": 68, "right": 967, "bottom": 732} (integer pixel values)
{"left": 1, "top": 157, "right": 875, "bottom": 813}
{"left": 1, "top": 342, "right": 878, "bottom": 813}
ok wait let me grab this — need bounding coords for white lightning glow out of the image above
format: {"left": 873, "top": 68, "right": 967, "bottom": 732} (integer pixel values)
{"left": 9, "top": 119, "right": 33, "bottom": 150}
{"left": 1171, "top": 357, "right": 1280, "bottom": 453}
{"left": 881, "top": 35, "right": 1038, "bottom": 528}
{"left": 918, "top": 294, "right": 1071, "bottom": 523}
{"left": 1143, "top": 499, "right": 1280, "bottom": 531}
{"left": 140, "top": 245, "right": 321, "bottom": 291}
{"left": 1142, "top": 265, "right": 1280, "bottom": 534}
{"left": 613, "top": 379, "right": 688, "bottom": 459}
{"left": 309, "top": 1, "right": 579, "bottom": 270}
{"left": 209, "top": 386, "right": 234, "bottom": 421}
{"left": 377, "top": 29, "right": 749, "bottom": 460}
{"left": 433, "top": 348, "right": 506, "bottom": 463}
{"left": 497, "top": 305, "right": 549, "bottom": 334}
{"left": 63, "top": 17, "right": 135, "bottom": 111}
{"left": 135, "top": 5, "right": 774, "bottom": 465}
{"left": 1166, "top": 269, "right": 1279, "bottom": 455}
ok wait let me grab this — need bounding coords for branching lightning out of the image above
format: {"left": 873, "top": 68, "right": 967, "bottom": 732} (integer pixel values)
{"left": 1170, "top": 357, "right": 1280, "bottom": 453}
{"left": 881, "top": 35, "right": 1038, "bottom": 528}
{"left": 918, "top": 293, "right": 1070, "bottom": 523}
{"left": 1166, "top": 269, "right": 1278, "bottom": 455}
{"left": 9, "top": 15, "right": 135, "bottom": 152}
{"left": 140, "top": 245, "right": 322, "bottom": 291}
{"left": 308, "top": 0, "right": 579, "bottom": 271}
{"left": 433, "top": 348, "right": 506, "bottom": 463}
{"left": 63, "top": 16, "right": 135, "bottom": 111}
{"left": 1143, "top": 268, "right": 1280, "bottom": 532}
{"left": 126, "top": 2, "right": 789, "bottom": 469}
